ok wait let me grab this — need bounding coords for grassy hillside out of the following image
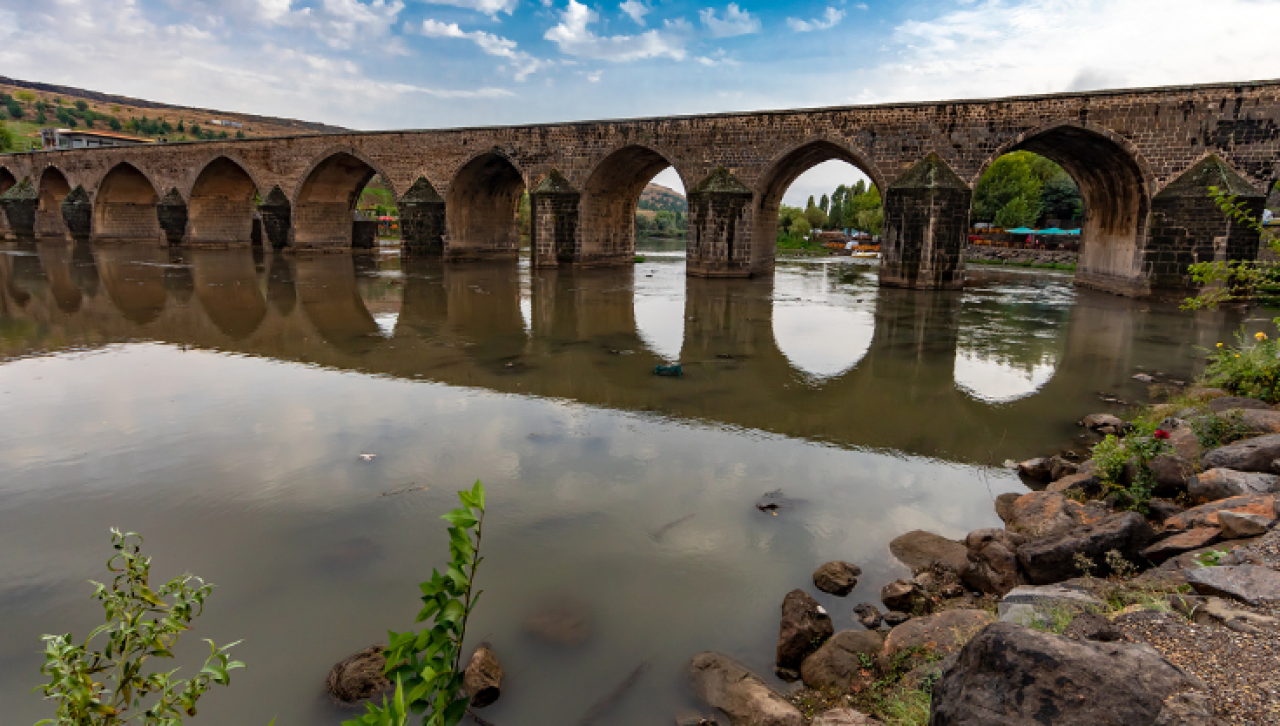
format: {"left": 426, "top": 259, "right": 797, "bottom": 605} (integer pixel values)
{"left": 639, "top": 183, "right": 687, "bottom": 213}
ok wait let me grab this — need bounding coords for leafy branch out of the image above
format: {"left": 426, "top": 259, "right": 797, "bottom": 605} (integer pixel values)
{"left": 1183, "top": 186, "right": 1279, "bottom": 310}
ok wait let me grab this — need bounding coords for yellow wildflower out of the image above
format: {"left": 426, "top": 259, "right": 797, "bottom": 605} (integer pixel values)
{"left": 1257, "top": 331, "right": 1269, "bottom": 341}
{"left": 1217, "top": 343, "right": 1224, "bottom": 348}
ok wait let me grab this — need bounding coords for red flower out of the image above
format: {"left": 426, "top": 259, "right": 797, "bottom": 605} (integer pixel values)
{"left": 1154, "top": 429, "right": 1171, "bottom": 439}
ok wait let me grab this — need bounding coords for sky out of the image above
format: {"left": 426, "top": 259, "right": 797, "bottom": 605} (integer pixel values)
{"left": 3, "top": 0, "right": 1280, "bottom": 206}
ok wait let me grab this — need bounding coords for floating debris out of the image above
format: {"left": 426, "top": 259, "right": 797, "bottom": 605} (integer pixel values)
{"left": 650, "top": 513, "right": 696, "bottom": 541}
{"left": 358, "top": 453, "right": 377, "bottom": 461}
{"left": 654, "top": 363, "right": 682, "bottom": 377}
{"left": 380, "top": 485, "right": 428, "bottom": 497}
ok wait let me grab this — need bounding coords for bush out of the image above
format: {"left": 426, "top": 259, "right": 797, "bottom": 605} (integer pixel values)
{"left": 1090, "top": 426, "right": 1170, "bottom": 513}
{"left": 1202, "top": 328, "right": 1280, "bottom": 403}
{"left": 1191, "top": 409, "right": 1253, "bottom": 449}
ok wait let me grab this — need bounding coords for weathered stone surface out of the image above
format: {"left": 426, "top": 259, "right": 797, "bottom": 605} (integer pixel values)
{"left": 1164, "top": 494, "right": 1278, "bottom": 531}
{"left": 800, "top": 629, "right": 884, "bottom": 692}
{"left": 880, "top": 609, "right": 994, "bottom": 672}
{"left": 1218, "top": 510, "right": 1273, "bottom": 539}
{"left": 879, "top": 580, "right": 920, "bottom": 612}
{"left": 1147, "top": 453, "right": 1193, "bottom": 496}
{"left": 960, "top": 528, "right": 1028, "bottom": 597}
{"left": 1004, "top": 491, "right": 1088, "bottom": 539}
{"left": 1202, "top": 434, "right": 1280, "bottom": 472}
{"left": 929, "top": 622, "right": 1213, "bottom": 726}
{"left": 326, "top": 645, "right": 391, "bottom": 704}
{"left": 776, "top": 589, "right": 833, "bottom": 671}
{"left": 463, "top": 644, "right": 503, "bottom": 708}
{"left": 813, "top": 561, "right": 862, "bottom": 596}
{"left": 1141, "top": 527, "right": 1222, "bottom": 562}
{"left": 889, "top": 531, "right": 968, "bottom": 574}
{"left": 1234, "top": 408, "right": 1280, "bottom": 434}
{"left": 1061, "top": 611, "right": 1124, "bottom": 642}
{"left": 882, "top": 611, "right": 911, "bottom": 627}
{"left": 1015, "top": 457, "right": 1051, "bottom": 480}
{"left": 1207, "top": 396, "right": 1272, "bottom": 413}
{"left": 1081, "top": 412, "right": 1127, "bottom": 431}
{"left": 1186, "top": 565, "right": 1280, "bottom": 604}
{"left": 852, "top": 603, "right": 882, "bottom": 629}
{"left": 994, "top": 492, "right": 1020, "bottom": 524}
{"left": 1188, "top": 468, "right": 1280, "bottom": 501}
{"left": 811, "top": 708, "right": 882, "bottom": 725}
{"left": 1047, "top": 471, "right": 1101, "bottom": 496}
{"left": 997, "top": 585, "right": 1104, "bottom": 627}
{"left": 1017, "top": 511, "right": 1155, "bottom": 584}
{"left": 1167, "top": 423, "right": 1202, "bottom": 461}
{"left": 690, "top": 652, "right": 804, "bottom": 726}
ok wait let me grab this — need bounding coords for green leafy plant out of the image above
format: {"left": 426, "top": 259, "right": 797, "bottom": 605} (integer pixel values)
{"left": 1191, "top": 409, "right": 1253, "bottom": 448}
{"left": 1090, "top": 427, "right": 1170, "bottom": 513}
{"left": 35, "top": 529, "right": 243, "bottom": 725}
{"left": 1200, "top": 329, "right": 1280, "bottom": 403}
{"left": 1195, "top": 550, "right": 1228, "bottom": 567}
{"left": 1185, "top": 186, "right": 1280, "bottom": 309}
{"left": 347, "top": 481, "right": 487, "bottom": 726}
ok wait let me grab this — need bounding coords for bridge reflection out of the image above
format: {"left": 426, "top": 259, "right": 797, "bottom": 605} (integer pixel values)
{"left": 0, "top": 241, "right": 1238, "bottom": 463}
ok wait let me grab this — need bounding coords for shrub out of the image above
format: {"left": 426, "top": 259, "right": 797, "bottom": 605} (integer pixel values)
{"left": 1191, "top": 409, "right": 1253, "bottom": 449}
{"left": 1201, "top": 328, "right": 1280, "bottom": 403}
{"left": 1090, "top": 427, "right": 1170, "bottom": 513}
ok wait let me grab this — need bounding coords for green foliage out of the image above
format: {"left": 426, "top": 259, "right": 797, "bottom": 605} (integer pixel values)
{"left": 819, "top": 193, "right": 829, "bottom": 213}
{"left": 1201, "top": 328, "right": 1280, "bottom": 403}
{"left": 75, "top": 100, "right": 89, "bottom": 112}
{"left": 346, "top": 481, "right": 487, "bottom": 726}
{"left": 35, "top": 529, "right": 243, "bottom": 725}
{"left": 1191, "top": 409, "right": 1253, "bottom": 448}
{"left": 6, "top": 97, "right": 24, "bottom": 119}
{"left": 1184, "top": 187, "right": 1279, "bottom": 309}
{"left": 1090, "top": 427, "right": 1170, "bottom": 513}
{"left": 776, "top": 205, "right": 815, "bottom": 247}
{"left": 1040, "top": 175, "right": 1084, "bottom": 220}
{"left": 973, "top": 151, "right": 1081, "bottom": 226}
{"left": 0, "top": 124, "right": 14, "bottom": 153}
{"left": 109, "top": 117, "right": 123, "bottom": 131}
{"left": 994, "top": 194, "right": 1042, "bottom": 229}
{"left": 803, "top": 204, "right": 828, "bottom": 230}
{"left": 1195, "top": 550, "right": 1228, "bottom": 567}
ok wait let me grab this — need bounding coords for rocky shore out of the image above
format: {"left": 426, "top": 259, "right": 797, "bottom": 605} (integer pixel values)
{"left": 684, "top": 386, "right": 1280, "bottom": 726}
{"left": 965, "top": 244, "right": 1077, "bottom": 268}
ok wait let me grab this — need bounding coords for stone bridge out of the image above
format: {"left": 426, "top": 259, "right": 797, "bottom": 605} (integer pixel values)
{"left": 2, "top": 79, "right": 1279, "bottom": 297}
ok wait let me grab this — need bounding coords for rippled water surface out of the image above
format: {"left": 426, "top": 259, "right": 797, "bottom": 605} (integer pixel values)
{"left": 0, "top": 239, "right": 1259, "bottom": 724}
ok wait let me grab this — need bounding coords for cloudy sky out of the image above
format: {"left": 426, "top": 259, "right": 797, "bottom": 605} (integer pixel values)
{"left": 3, "top": 0, "right": 1279, "bottom": 204}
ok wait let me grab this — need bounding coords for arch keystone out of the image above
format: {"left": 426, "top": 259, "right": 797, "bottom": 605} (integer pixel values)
{"left": 0, "top": 177, "right": 38, "bottom": 236}
{"left": 62, "top": 185, "right": 93, "bottom": 238}
{"left": 880, "top": 153, "right": 971, "bottom": 290}
{"left": 688, "top": 167, "right": 754, "bottom": 278}
{"left": 400, "top": 176, "right": 446, "bottom": 256}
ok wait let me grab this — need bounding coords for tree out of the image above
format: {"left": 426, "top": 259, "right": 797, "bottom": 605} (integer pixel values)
{"left": 74, "top": 99, "right": 89, "bottom": 112}
{"left": 819, "top": 194, "right": 829, "bottom": 213}
{"left": 6, "top": 98, "right": 24, "bottom": 119}
{"left": 995, "top": 195, "right": 1042, "bottom": 229}
{"left": 973, "top": 152, "right": 1043, "bottom": 223}
{"left": 189, "top": 123, "right": 201, "bottom": 137}
{"left": 177, "top": 120, "right": 185, "bottom": 132}
{"left": 806, "top": 195, "right": 816, "bottom": 210}
{"left": 1040, "top": 175, "right": 1084, "bottom": 221}
{"left": 0, "top": 125, "right": 14, "bottom": 152}
{"left": 235, "top": 130, "right": 245, "bottom": 139}
{"left": 804, "top": 205, "right": 828, "bottom": 229}
{"left": 109, "top": 117, "right": 123, "bottom": 131}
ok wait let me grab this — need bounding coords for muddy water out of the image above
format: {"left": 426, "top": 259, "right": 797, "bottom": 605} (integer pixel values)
{"left": 0, "top": 240, "right": 1259, "bottom": 724}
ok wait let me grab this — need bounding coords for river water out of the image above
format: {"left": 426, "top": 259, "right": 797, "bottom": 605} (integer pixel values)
{"left": 0, "top": 240, "right": 1259, "bottom": 724}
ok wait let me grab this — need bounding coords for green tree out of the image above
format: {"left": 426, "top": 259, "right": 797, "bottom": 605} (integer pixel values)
{"left": 0, "top": 125, "right": 15, "bottom": 152}
{"left": 6, "top": 98, "right": 24, "bottom": 119}
{"left": 804, "top": 204, "right": 828, "bottom": 230}
{"left": 109, "top": 117, "right": 123, "bottom": 131}
{"left": 819, "top": 193, "right": 829, "bottom": 213}
{"left": 973, "top": 152, "right": 1043, "bottom": 223}
{"left": 177, "top": 120, "right": 185, "bottom": 132}
{"left": 1040, "top": 175, "right": 1083, "bottom": 221}
{"left": 75, "top": 99, "right": 89, "bottom": 112}
{"left": 994, "top": 195, "right": 1042, "bottom": 229}
{"left": 235, "top": 130, "right": 245, "bottom": 139}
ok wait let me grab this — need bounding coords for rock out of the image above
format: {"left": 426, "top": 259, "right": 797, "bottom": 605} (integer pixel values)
{"left": 1146, "top": 498, "right": 1186, "bottom": 523}
{"left": 1202, "top": 433, "right": 1280, "bottom": 472}
{"left": 1015, "top": 457, "right": 1051, "bottom": 481}
{"left": 1186, "top": 565, "right": 1280, "bottom": 604}
{"left": 1189, "top": 387, "right": 1229, "bottom": 400}
{"left": 776, "top": 589, "right": 833, "bottom": 671}
{"left": 997, "top": 584, "right": 1103, "bottom": 627}
{"left": 463, "top": 644, "right": 503, "bottom": 708}
{"left": 994, "top": 492, "right": 1020, "bottom": 524}
{"left": 929, "top": 622, "right": 1213, "bottom": 726}
{"left": 1133, "top": 372, "right": 1155, "bottom": 382}
{"left": 1167, "top": 424, "right": 1202, "bottom": 461}
{"left": 1082, "top": 412, "right": 1127, "bottom": 431}
{"left": 1164, "top": 494, "right": 1278, "bottom": 531}
{"left": 1004, "top": 491, "right": 1087, "bottom": 539}
{"left": 880, "top": 609, "right": 994, "bottom": 672}
{"left": 1236, "top": 408, "right": 1280, "bottom": 433}
{"left": 1046, "top": 471, "right": 1101, "bottom": 496}
{"left": 1140, "top": 527, "right": 1221, "bottom": 562}
{"left": 1048, "top": 455, "right": 1078, "bottom": 481}
{"left": 811, "top": 708, "right": 882, "bottom": 725}
{"left": 888, "top": 531, "right": 969, "bottom": 575}
{"left": 813, "top": 561, "right": 862, "bottom": 596}
{"left": 1017, "top": 511, "right": 1155, "bottom": 585}
{"left": 852, "top": 603, "right": 882, "bottom": 629}
{"left": 1181, "top": 595, "right": 1280, "bottom": 633}
{"left": 1218, "top": 510, "right": 1273, "bottom": 538}
{"left": 326, "top": 645, "right": 392, "bottom": 704}
{"left": 689, "top": 652, "right": 804, "bottom": 726}
{"left": 1152, "top": 691, "right": 1226, "bottom": 725}
{"left": 879, "top": 580, "right": 920, "bottom": 612}
{"left": 960, "top": 528, "right": 1028, "bottom": 597}
{"left": 1207, "top": 396, "right": 1272, "bottom": 412}
{"left": 900, "top": 651, "right": 958, "bottom": 690}
{"left": 883, "top": 611, "right": 911, "bottom": 627}
{"left": 1188, "top": 468, "right": 1280, "bottom": 501}
{"left": 799, "top": 629, "right": 884, "bottom": 692}
{"left": 1146, "top": 454, "right": 1193, "bottom": 497}
{"left": 524, "top": 599, "right": 592, "bottom": 646}
{"left": 1061, "top": 612, "right": 1123, "bottom": 642}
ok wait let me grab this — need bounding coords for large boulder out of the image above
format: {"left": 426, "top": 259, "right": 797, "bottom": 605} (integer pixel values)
{"left": 1187, "top": 468, "right": 1280, "bottom": 502}
{"left": 1164, "top": 494, "right": 1278, "bottom": 531}
{"left": 1218, "top": 510, "right": 1272, "bottom": 539}
{"left": 1004, "top": 491, "right": 1088, "bottom": 539}
{"left": 880, "top": 580, "right": 921, "bottom": 612}
{"left": 889, "top": 531, "right": 969, "bottom": 575}
{"left": 1015, "top": 457, "right": 1052, "bottom": 481}
{"left": 326, "top": 645, "right": 392, "bottom": 704}
{"left": 1081, "top": 413, "right": 1128, "bottom": 434}
{"left": 776, "top": 589, "right": 833, "bottom": 672}
{"left": 1185, "top": 565, "right": 1280, "bottom": 605}
{"left": 960, "top": 528, "right": 1028, "bottom": 597}
{"left": 1201, "top": 433, "right": 1280, "bottom": 472}
{"left": 1145, "top": 454, "right": 1194, "bottom": 497}
{"left": 880, "top": 609, "right": 994, "bottom": 673}
{"left": 813, "top": 561, "right": 862, "bottom": 596}
{"left": 994, "top": 493, "right": 1021, "bottom": 524}
{"left": 800, "top": 629, "right": 884, "bottom": 692}
{"left": 928, "top": 622, "right": 1217, "bottom": 725}
{"left": 1017, "top": 511, "right": 1155, "bottom": 585}
{"left": 463, "top": 644, "right": 503, "bottom": 708}
{"left": 1166, "top": 423, "right": 1202, "bottom": 462}
{"left": 1236, "top": 408, "right": 1280, "bottom": 434}
{"left": 689, "top": 652, "right": 804, "bottom": 726}
{"left": 1140, "top": 527, "right": 1221, "bottom": 563}
{"left": 1207, "top": 396, "right": 1272, "bottom": 413}
{"left": 997, "top": 585, "right": 1103, "bottom": 627}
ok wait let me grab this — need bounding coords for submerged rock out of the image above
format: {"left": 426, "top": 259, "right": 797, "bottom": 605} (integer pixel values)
{"left": 689, "top": 652, "right": 803, "bottom": 726}
{"left": 524, "top": 598, "right": 592, "bottom": 646}
{"left": 889, "top": 531, "right": 968, "bottom": 575}
{"left": 326, "top": 645, "right": 392, "bottom": 705}
{"left": 813, "top": 561, "right": 862, "bottom": 596}
{"left": 852, "top": 602, "right": 882, "bottom": 629}
{"left": 776, "top": 589, "right": 833, "bottom": 672}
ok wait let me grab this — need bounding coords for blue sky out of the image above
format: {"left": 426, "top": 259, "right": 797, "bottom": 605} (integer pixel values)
{"left": 3, "top": 0, "right": 1280, "bottom": 204}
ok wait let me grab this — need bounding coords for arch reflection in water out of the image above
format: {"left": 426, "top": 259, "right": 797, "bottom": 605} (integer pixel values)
{"left": 633, "top": 259, "right": 686, "bottom": 362}
{"left": 190, "top": 249, "right": 268, "bottom": 341}
{"left": 94, "top": 244, "right": 169, "bottom": 325}
{"left": 771, "top": 261, "right": 875, "bottom": 381}
{"left": 295, "top": 255, "right": 384, "bottom": 355}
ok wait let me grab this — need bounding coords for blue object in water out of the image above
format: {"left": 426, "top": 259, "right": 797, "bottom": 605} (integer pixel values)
{"left": 654, "top": 363, "right": 682, "bottom": 377}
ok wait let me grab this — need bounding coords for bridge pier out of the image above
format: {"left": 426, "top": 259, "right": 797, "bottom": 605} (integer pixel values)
{"left": 259, "top": 186, "right": 292, "bottom": 251}
{"left": 36, "top": 170, "right": 72, "bottom": 238}
{"left": 157, "top": 189, "right": 188, "bottom": 246}
{"left": 687, "top": 167, "right": 755, "bottom": 278}
{"left": 62, "top": 186, "right": 92, "bottom": 238}
{"left": 0, "top": 178, "right": 38, "bottom": 237}
{"left": 399, "top": 177, "right": 446, "bottom": 257}
{"left": 879, "top": 154, "right": 969, "bottom": 290}
{"left": 530, "top": 170, "right": 581, "bottom": 268}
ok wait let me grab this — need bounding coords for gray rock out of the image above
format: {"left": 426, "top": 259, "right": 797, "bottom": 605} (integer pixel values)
{"left": 463, "top": 644, "right": 503, "bottom": 708}
{"left": 997, "top": 585, "right": 1103, "bottom": 626}
{"left": 881, "top": 609, "right": 994, "bottom": 673}
{"left": 1082, "top": 412, "right": 1127, "bottom": 430}
{"left": 880, "top": 579, "right": 920, "bottom": 612}
{"left": 852, "top": 603, "right": 882, "bottom": 629}
{"left": 1218, "top": 510, "right": 1273, "bottom": 539}
{"left": 1046, "top": 471, "right": 1101, "bottom": 496}
{"left": 813, "top": 561, "right": 862, "bottom": 596}
{"left": 1061, "top": 611, "right": 1123, "bottom": 642}
{"left": 994, "top": 492, "right": 1020, "bottom": 524}
{"left": 1235, "top": 408, "right": 1280, "bottom": 434}
{"left": 1202, "top": 433, "right": 1280, "bottom": 473}
{"left": 689, "top": 652, "right": 804, "bottom": 726}
{"left": 1207, "top": 396, "right": 1272, "bottom": 413}
{"left": 929, "top": 622, "right": 1213, "bottom": 726}
{"left": 800, "top": 629, "right": 884, "bottom": 692}
{"left": 524, "top": 599, "right": 592, "bottom": 646}
{"left": 1164, "top": 494, "right": 1278, "bottom": 531}
{"left": 811, "top": 708, "right": 882, "bottom": 725}
{"left": 883, "top": 611, "right": 911, "bottom": 627}
{"left": 960, "top": 528, "right": 1028, "bottom": 597}
{"left": 1188, "top": 468, "right": 1280, "bottom": 501}
{"left": 1152, "top": 691, "right": 1226, "bottom": 726}
{"left": 1185, "top": 565, "right": 1280, "bottom": 604}
{"left": 1048, "top": 455, "right": 1079, "bottom": 481}
{"left": 1016, "top": 512, "right": 1155, "bottom": 585}
{"left": 776, "top": 589, "right": 833, "bottom": 671}
{"left": 1146, "top": 454, "right": 1193, "bottom": 496}
{"left": 1167, "top": 424, "right": 1202, "bottom": 462}
{"left": 1141, "top": 527, "right": 1221, "bottom": 562}
{"left": 1004, "top": 491, "right": 1088, "bottom": 539}
{"left": 1015, "top": 457, "right": 1051, "bottom": 481}
{"left": 888, "top": 531, "right": 969, "bottom": 575}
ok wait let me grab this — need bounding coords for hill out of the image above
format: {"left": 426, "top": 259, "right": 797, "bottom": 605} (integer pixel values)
{"left": 639, "top": 183, "right": 687, "bottom": 213}
{"left": 0, "top": 76, "right": 347, "bottom": 151}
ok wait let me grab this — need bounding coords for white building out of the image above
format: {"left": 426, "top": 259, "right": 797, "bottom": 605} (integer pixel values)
{"left": 40, "top": 128, "right": 155, "bottom": 150}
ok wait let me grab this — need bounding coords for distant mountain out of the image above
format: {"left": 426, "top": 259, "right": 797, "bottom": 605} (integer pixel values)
{"left": 639, "top": 183, "right": 687, "bottom": 213}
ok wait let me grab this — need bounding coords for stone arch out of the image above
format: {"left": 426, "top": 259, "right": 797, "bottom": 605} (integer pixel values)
{"left": 0, "top": 166, "right": 16, "bottom": 233}
{"left": 751, "top": 137, "right": 888, "bottom": 268}
{"left": 445, "top": 149, "right": 525, "bottom": 261}
{"left": 94, "top": 162, "right": 162, "bottom": 240}
{"left": 292, "top": 148, "right": 393, "bottom": 249}
{"left": 36, "top": 166, "right": 73, "bottom": 237}
{"left": 188, "top": 156, "right": 261, "bottom": 245}
{"left": 973, "top": 120, "right": 1153, "bottom": 294}
{"left": 580, "top": 144, "right": 682, "bottom": 265}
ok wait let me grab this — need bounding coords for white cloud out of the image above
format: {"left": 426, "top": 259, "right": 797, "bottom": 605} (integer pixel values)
{"left": 699, "top": 3, "right": 760, "bottom": 38}
{"left": 417, "top": 19, "right": 547, "bottom": 79}
{"left": 545, "top": 0, "right": 689, "bottom": 61}
{"left": 417, "top": 0, "right": 520, "bottom": 15}
{"left": 283, "top": 0, "right": 405, "bottom": 49}
{"left": 787, "top": 6, "right": 844, "bottom": 32}
{"left": 619, "top": 0, "right": 649, "bottom": 25}
{"left": 695, "top": 49, "right": 739, "bottom": 67}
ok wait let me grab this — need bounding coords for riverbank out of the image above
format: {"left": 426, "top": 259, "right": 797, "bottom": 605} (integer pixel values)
{"left": 685, "top": 377, "right": 1280, "bottom": 725}
{"left": 965, "top": 244, "right": 1077, "bottom": 270}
